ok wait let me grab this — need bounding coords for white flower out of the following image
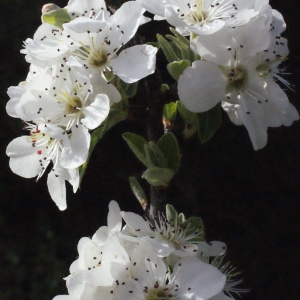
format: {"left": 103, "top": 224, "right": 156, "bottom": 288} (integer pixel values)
{"left": 138, "top": 0, "right": 264, "bottom": 36}
{"left": 208, "top": 255, "right": 249, "bottom": 300}
{"left": 14, "top": 57, "right": 112, "bottom": 131}
{"left": 178, "top": 15, "right": 299, "bottom": 150}
{"left": 121, "top": 210, "right": 205, "bottom": 257}
{"left": 6, "top": 123, "right": 79, "bottom": 210}
{"left": 22, "top": 1, "right": 157, "bottom": 83}
{"left": 114, "top": 244, "right": 226, "bottom": 299}
{"left": 6, "top": 64, "right": 52, "bottom": 118}
{"left": 65, "top": 201, "right": 134, "bottom": 287}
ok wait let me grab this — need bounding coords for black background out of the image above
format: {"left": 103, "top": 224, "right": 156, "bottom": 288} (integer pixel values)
{"left": 0, "top": 0, "right": 299, "bottom": 299}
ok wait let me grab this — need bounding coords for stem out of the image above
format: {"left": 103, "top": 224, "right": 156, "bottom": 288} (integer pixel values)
{"left": 149, "top": 186, "right": 167, "bottom": 218}
{"left": 145, "top": 72, "right": 167, "bottom": 218}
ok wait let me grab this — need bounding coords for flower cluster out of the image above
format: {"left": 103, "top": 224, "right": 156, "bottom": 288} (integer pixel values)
{"left": 53, "top": 201, "right": 245, "bottom": 300}
{"left": 140, "top": 0, "right": 298, "bottom": 150}
{"left": 6, "top": 0, "right": 157, "bottom": 209}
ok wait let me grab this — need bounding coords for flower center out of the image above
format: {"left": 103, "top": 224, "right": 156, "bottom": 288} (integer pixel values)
{"left": 185, "top": 0, "right": 209, "bottom": 25}
{"left": 58, "top": 91, "right": 82, "bottom": 115}
{"left": 226, "top": 65, "right": 248, "bottom": 92}
{"left": 144, "top": 284, "right": 172, "bottom": 300}
{"left": 87, "top": 43, "right": 109, "bottom": 69}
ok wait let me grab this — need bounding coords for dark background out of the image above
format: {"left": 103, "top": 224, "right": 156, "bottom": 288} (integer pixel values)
{"left": 0, "top": 0, "right": 299, "bottom": 299}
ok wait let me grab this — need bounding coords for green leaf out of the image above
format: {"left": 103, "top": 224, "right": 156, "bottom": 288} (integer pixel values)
{"left": 169, "top": 27, "right": 190, "bottom": 47}
{"left": 176, "top": 101, "right": 198, "bottom": 139}
{"left": 123, "top": 133, "right": 149, "bottom": 167}
{"left": 147, "top": 42, "right": 160, "bottom": 48}
{"left": 161, "top": 84, "right": 170, "bottom": 93}
{"left": 149, "top": 142, "right": 167, "bottom": 168}
{"left": 79, "top": 108, "right": 128, "bottom": 183}
{"left": 167, "top": 60, "right": 191, "bottom": 81}
{"left": 144, "top": 144, "right": 159, "bottom": 168}
{"left": 166, "top": 204, "right": 178, "bottom": 225}
{"left": 117, "top": 78, "right": 138, "bottom": 98}
{"left": 157, "top": 133, "right": 181, "bottom": 173}
{"left": 42, "top": 8, "right": 71, "bottom": 28}
{"left": 176, "top": 101, "right": 198, "bottom": 125}
{"left": 156, "top": 34, "right": 179, "bottom": 63}
{"left": 163, "top": 102, "right": 177, "bottom": 122}
{"left": 129, "top": 177, "right": 148, "bottom": 207}
{"left": 197, "top": 103, "right": 222, "bottom": 143}
{"left": 178, "top": 213, "right": 186, "bottom": 224}
{"left": 182, "top": 216, "right": 205, "bottom": 242}
{"left": 142, "top": 167, "right": 174, "bottom": 187}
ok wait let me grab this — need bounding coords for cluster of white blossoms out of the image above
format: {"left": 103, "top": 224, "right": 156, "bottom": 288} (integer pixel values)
{"left": 138, "top": 0, "right": 299, "bottom": 150}
{"left": 53, "top": 201, "right": 244, "bottom": 300}
{"left": 6, "top": 0, "right": 157, "bottom": 209}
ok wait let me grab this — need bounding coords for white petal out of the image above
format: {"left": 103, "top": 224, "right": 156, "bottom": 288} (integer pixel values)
{"left": 90, "top": 73, "right": 121, "bottom": 105}
{"left": 174, "top": 257, "right": 226, "bottom": 299}
{"left": 64, "top": 17, "right": 106, "bottom": 34}
{"left": 47, "top": 164, "right": 70, "bottom": 210}
{"left": 121, "top": 211, "right": 152, "bottom": 234}
{"left": 6, "top": 85, "right": 26, "bottom": 118}
{"left": 6, "top": 136, "right": 43, "bottom": 178}
{"left": 178, "top": 60, "right": 227, "bottom": 112}
{"left": 67, "top": 0, "right": 107, "bottom": 17}
{"left": 107, "top": 201, "right": 122, "bottom": 232}
{"left": 40, "top": 123, "right": 65, "bottom": 140}
{"left": 82, "top": 94, "right": 110, "bottom": 129}
{"left": 109, "top": 1, "right": 145, "bottom": 48}
{"left": 165, "top": 6, "right": 188, "bottom": 28}
{"left": 222, "top": 102, "right": 243, "bottom": 125}
{"left": 136, "top": 0, "right": 165, "bottom": 17}
{"left": 110, "top": 45, "right": 157, "bottom": 83}
{"left": 193, "top": 29, "right": 232, "bottom": 66}
{"left": 197, "top": 241, "right": 227, "bottom": 257}
{"left": 60, "top": 125, "right": 90, "bottom": 169}
{"left": 189, "top": 19, "right": 225, "bottom": 36}
{"left": 68, "top": 168, "right": 79, "bottom": 193}
{"left": 266, "top": 81, "right": 299, "bottom": 127}
{"left": 238, "top": 92, "right": 267, "bottom": 150}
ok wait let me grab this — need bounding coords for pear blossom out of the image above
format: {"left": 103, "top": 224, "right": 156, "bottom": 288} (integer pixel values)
{"left": 137, "top": 0, "right": 267, "bottom": 36}
{"left": 121, "top": 209, "right": 205, "bottom": 257}
{"left": 22, "top": 1, "right": 157, "bottom": 83}
{"left": 13, "top": 57, "right": 112, "bottom": 132}
{"left": 53, "top": 201, "right": 229, "bottom": 300}
{"left": 6, "top": 123, "right": 80, "bottom": 210}
{"left": 178, "top": 15, "right": 299, "bottom": 149}
{"left": 113, "top": 244, "right": 226, "bottom": 300}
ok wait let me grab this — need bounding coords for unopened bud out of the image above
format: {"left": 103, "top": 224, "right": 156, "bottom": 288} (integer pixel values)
{"left": 42, "top": 3, "right": 60, "bottom": 15}
{"left": 41, "top": 3, "right": 60, "bottom": 23}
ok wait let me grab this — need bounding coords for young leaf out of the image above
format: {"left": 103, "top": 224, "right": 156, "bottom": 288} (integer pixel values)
{"left": 177, "top": 101, "right": 198, "bottom": 125}
{"left": 197, "top": 103, "right": 222, "bottom": 143}
{"left": 157, "top": 133, "right": 181, "bottom": 173}
{"left": 182, "top": 216, "right": 205, "bottom": 242}
{"left": 161, "top": 84, "right": 170, "bottom": 93}
{"left": 166, "top": 204, "right": 178, "bottom": 225}
{"left": 149, "top": 142, "right": 168, "bottom": 168}
{"left": 117, "top": 78, "right": 138, "bottom": 98}
{"left": 129, "top": 177, "right": 148, "bottom": 208}
{"left": 167, "top": 60, "right": 191, "bottom": 81}
{"left": 163, "top": 102, "right": 177, "bottom": 122}
{"left": 156, "top": 34, "right": 179, "bottom": 63}
{"left": 176, "top": 101, "right": 198, "bottom": 139}
{"left": 123, "top": 133, "right": 149, "bottom": 167}
{"left": 142, "top": 167, "right": 174, "bottom": 187}
{"left": 178, "top": 213, "right": 186, "bottom": 224}
{"left": 42, "top": 8, "right": 71, "bottom": 29}
{"left": 144, "top": 144, "right": 159, "bottom": 168}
